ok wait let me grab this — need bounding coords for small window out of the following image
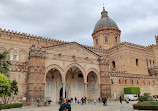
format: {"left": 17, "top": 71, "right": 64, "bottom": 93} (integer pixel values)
{"left": 111, "top": 79, "right": 113, "bottom": 84}
{"left": 131, "top": 80, "right": 133, "bottom": 84}
{"left": 153, "top": 81, "right": 155, "bottom": 85}
{"left": 136, "top": 59, "right": 138, "bottom": 66}
{"left": 149, "top": 81, "right": 150, "bottom": 85}
{"left": 115, "top": 37, "right": 117, "bottom": 42}
{"left": 125, "top": 80, "right": 127, "bottom": 84}
{"left": 112, "top": 61, "right": 116, "bottom": 68}
{"left": 119, "top": 79, "right": 121, "bottom": 84}
{"left": 105, "top": 36, "right": 108, "bottom": 42}
{"left": 137, "top": 80, "right": 139, "bottom": 84}
{"left": 13, "top": 54, "right": 17, "bottom": 60}
{"left": 96, "top": 39, "right": 98, "bottom": 45}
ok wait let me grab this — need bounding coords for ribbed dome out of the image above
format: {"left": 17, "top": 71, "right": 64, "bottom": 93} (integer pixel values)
{"left": 94, "top": 17, "right": 117, "bottom": 30}
{"left": 94, "top": 7, "right": 118, "bottom": 30}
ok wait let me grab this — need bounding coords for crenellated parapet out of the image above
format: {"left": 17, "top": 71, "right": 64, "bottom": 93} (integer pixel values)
{"left": 0, "top": 28, "right": 68, "bottom": 46}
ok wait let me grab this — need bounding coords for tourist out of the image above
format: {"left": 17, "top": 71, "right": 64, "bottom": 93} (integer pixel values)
{"left": 81, "top": 97, "right": 84, "bottom": 105}
{"left": 94, "top": 99, "right": 96, "bottom": 105}
{"left": 119, "top": 96, "right": 122, "bottom": 104}
{"left": 102, "top": 98, "right": 107, "bottom": 106}
{"left": 126, "top": 96, "right": 129, "bottom": 103}
{"left": 59, "top": 98, "right": 71, "bottom": 111}
{"left": 74, "top": 97, "right": 77, "bottom": 103}
{"left": 84, "top": 97, "right": 87, "bottom": 104}
{"left": 98, "top": 97, "right": 101, "bottom": 103}
{"left": 71, "top": 97, "right": 73, "bottom": 103}
{"left": 77, "top": 97, "right": 80, "bottom": 104}
{"left": 37, "top": 98, "right": 40, "bottom": 107}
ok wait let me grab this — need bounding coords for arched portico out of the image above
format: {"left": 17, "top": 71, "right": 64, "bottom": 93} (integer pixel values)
{"left": 86, "top": 68, "right": 100, "bottom": 99}
{"left": 65, "top": 64, "right": 86, "bottom": 99}
{"left": 45, "top": 65, "right": 64, "bottom": 103}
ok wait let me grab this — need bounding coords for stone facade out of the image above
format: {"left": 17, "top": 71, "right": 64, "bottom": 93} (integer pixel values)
{"left": 0, "top": 7, "right": 158, "bottom": 105}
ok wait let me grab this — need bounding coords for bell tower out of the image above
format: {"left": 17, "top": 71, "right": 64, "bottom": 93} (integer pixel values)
{"left": 92, "top": 7, "right": 121, "bottom": 49}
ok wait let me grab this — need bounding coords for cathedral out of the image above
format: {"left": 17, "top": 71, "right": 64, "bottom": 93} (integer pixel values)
{"left": 0, "top": 7, "right": 158, "bottom": 105}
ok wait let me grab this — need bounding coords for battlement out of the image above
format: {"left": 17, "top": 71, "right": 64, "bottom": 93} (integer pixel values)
{"left": 0, "top": 28, "right": 68, "bottom": 46}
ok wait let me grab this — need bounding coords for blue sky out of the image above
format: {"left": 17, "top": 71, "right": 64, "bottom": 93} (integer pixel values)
{"left": 0, "top": 0, "right": 158, "bottom": 46}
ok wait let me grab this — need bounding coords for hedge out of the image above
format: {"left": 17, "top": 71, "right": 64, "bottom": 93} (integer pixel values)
{"left": 133, "top": 101, "right": 158, "bottom": 110}
{"left": 124, "top": 86, "right": 140, "bottom": 94}
{"left": 133, "top": 104, "right": 158, "bottom": 110}
{"left": 0, "top": 103, "right": 23, "bottom": 109}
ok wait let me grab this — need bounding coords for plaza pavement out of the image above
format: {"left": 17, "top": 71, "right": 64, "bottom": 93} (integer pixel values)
{"left": 2, "top": 101, "right": 150, "bottom": 111}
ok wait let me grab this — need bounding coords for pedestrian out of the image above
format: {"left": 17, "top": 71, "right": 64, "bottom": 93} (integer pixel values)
{"left": 102, "top": 98, "right": 106, "bottom": 106}
{"left": 77, "top": 97, "right": 80, "bottom": 104}
{"left": 98, "top": 97, "right": 101, "bottom": 103}
{"left": 71, "top": 97, "right": 73, "bottom": 103}
{"left": 37, "top": 98, "right": 40, "bottom": 107}
{"left": 84, "top": 97, "right": 87, "bottom": 104}
{"left": 81, "top": 97, "right": 84, "bottom": 105}
{"left": 126, "top": 96, "right": 129, "bottom": 104}
{"left": 75, "top": 97, "right": 77, "bottom": 104}
{"left": 119, "top": 96, "right": 122, "bottom": 104}
{"left": 104, "top": 98, "right": 107, "bottom": 106}
{"left": 59, "top": 98, "right": 71, "bottom": 111}
{"left": 94, "top": 99, "right": 96, "bottom": 105}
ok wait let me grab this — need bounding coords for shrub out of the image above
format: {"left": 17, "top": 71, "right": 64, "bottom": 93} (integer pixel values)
{"left": 124, "top": 86, "right": 140, "bottom": 94}
{"left": 0, "top": 103, "right": 23, "bottom": 109}
{"left": 133, "top": 101, "right": 158, "bottom": 110}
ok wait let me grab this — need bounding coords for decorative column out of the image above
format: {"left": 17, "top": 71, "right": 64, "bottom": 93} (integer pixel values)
{"left": 84, "top": 83, "right": 88, "bottom": 97}
{"left": 63, "top": 83, "right": 66, "bottom": 99}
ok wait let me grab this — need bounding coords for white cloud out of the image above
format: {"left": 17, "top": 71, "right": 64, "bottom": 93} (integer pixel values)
{"left": 0, "top": 0, "right": 158, "bottom": 46}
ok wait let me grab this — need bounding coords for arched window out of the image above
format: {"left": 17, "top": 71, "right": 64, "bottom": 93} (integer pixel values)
{"left": 137, "top": 80, "right": 139, "bottom": 84}
{"left": 115, "top": 37, "right": 117, "bottom": 42}
{"left": 10, "top": 49, "right": 19, "bottom": 61}
{"left": 136, "top": 59, "right": 138, "bottom": 66}
{"left": 96, "top": 39, "right": 98, "bottom": 45}
{"left": 125, "top": 80, "right": 127, "bottom": 84}
{"left": 119, "top": 79, "right": 121, "bottom": 84}
{"left": 105, "top": 36, "right": 108, "bottom": 42}
{"left": 112, "top": 61, "right": 116, "bottom": 69}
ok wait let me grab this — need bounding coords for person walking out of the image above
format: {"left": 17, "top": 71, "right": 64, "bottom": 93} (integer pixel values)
{"left": 74, "top": 97, "right": 77, "bottom": 104}
{"left": 94, "top": 99, "right": 96, "bottom": 105}
{"left": 59, "top": 98, "right": 71, "bottom": 111}
{"left": 119, "top": 96, "right": 122, "bottom": 104}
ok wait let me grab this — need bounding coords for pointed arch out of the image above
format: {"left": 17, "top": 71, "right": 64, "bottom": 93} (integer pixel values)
{"left": 86, "top": 67, "right": 100, "bottom": 84}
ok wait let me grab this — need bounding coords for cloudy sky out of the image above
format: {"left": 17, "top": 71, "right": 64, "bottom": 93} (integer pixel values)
{"left": 0, "top": 0, "right": 158, "bottom": 46}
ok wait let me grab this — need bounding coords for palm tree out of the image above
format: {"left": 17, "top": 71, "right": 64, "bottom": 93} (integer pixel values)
{"left": 0, "top": 51, "right": 11, "bottom": 77}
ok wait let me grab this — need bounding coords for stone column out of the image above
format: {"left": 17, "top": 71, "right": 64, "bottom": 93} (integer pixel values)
{"left": 63, "top": 83, "right": 66, "bottom": 99}
{"left": 98, "top": 84, "right": 101, "bottom": 97}
{"left": 84, "top": 83, "right": 88, "bottom": 97}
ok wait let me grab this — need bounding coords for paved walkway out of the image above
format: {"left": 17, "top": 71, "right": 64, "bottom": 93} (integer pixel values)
{"left": 2, "top": 101, "right": 150, "bottom": 111}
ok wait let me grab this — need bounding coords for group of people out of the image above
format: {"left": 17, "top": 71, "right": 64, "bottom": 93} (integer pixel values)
{"left": 74, "top": 97, "right": 87, "bottom": 105}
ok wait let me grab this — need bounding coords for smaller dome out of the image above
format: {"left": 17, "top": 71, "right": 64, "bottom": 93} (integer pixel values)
{"left": 94, "top": 7, "right": 118, "bottom": 30}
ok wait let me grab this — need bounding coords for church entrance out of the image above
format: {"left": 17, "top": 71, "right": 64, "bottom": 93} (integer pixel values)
{"left": 45, "top": 68, "right": 62, "bottom": 103}
{"left": 59, "top": 87, "right": 66, "bottom": 100}
{"left": 65, "top": 66, "right": 85, "bottom": 99}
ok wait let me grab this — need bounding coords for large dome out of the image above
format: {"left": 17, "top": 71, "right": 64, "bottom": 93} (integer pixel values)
{"left": 94, "top": 7, "right": 118, "bottom": 30}
{"left": 94, "top": 17, "right": 117, "bottom": 30}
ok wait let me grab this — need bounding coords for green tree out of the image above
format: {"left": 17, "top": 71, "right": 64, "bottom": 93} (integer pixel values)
{"left": 124, "top": 86, "right": 140, "bottom": 94}
{"left": 0, "top": 51, "right": 11, "bottom": 77}
{"left": 0, "top": 73, "right": 10, "bottom": 103}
